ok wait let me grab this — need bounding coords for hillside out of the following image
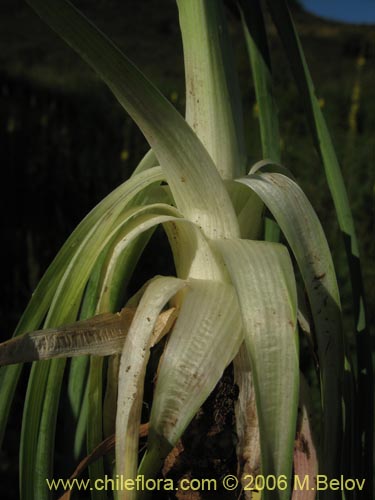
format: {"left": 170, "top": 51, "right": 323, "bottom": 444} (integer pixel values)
{"left": 0, "top": 1, "right": 374, "bottom": 497}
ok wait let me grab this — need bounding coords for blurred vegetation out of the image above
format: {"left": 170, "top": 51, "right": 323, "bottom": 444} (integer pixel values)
{"left": 0, "top": 0, "right": 374, "bottom": 495}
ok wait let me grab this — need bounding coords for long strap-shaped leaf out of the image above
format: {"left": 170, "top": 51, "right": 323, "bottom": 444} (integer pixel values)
{"left": 82, "top": 251, "right": 123, "bottom": 500}
{"left": 77, "top": 192, "right": 170, "bottom": 494}
{"left": 116, "top": 277, "right": 185, "bottom": 500}
{"left": 163, "top": 220, "right": 228, "bottom": 281}
{"left": 238, "top": 172, "right": 344, "bottom": 482}
{"left": 233, "top": 344, "right": 261, "bottom": 485}
{"left": 0, "top": 167, "right": 163, "bottom": 449}
{"left": 138, "top": 279, "right": 243, "bottom": 497}
{"left": 67, "top": 255, "right": 111, "bottom": 474}
{"left": 20, "top": 201, "right": 175, "bottom": 499}
{"left": 266, "top": 0, "right": 355, "bottom": 245}
{"left": 177, "top": 0, "right": 245, "bottom": 179}
{"left": 26, "top": 0, "right": 239, "bottom": 240}
{"left": 84, "top": 226, "right": 167, "bottom": 500}
{"left": 92, "top": 205, "right": 169, "bottom": 442}
{"left": 93, "top": 202, "right": 181, "bottom": 290}
{"left": 215, "top": 239, "right": 299, "bottom": 500}
{"left": 225, "top": 180, "right": 264, "bottom": 240}
{"left": 0, "top": 308, "right": 177, "bottom": 366}
{"left": 238, "top": 0, "right": 281, "bottom": 242}
{"left": 70, "top": 209, "right": 222, "bottom": 494}
{"left": 293, "top": 374, "right": 318, "bottom": 500}
{"left": 238, "top": 0, "right": 280, "bottom": 164}
{"left": 0, "top": 309, "right": 133, "bottom": 365}
{"left": 266, "top": 1, "right": 373, "bottom": 484}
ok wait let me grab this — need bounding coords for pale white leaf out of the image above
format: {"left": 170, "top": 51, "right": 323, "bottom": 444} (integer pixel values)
{"left": 215, "top": 238, "right": 299, "bottom": 500}
{"left": 177, "top": 0, "right": 245, "bottom": 179}
{"left": 237, "top": 172, "right": 344, "bottom": 475}
{"left": 27, "top": 0, "right": 240, "bottom": 240}
{"left": 116, "top": 277, "right": 186, "bottom": 500}
{"left": 139, "top": 279, "right": 243, "bottom": 479}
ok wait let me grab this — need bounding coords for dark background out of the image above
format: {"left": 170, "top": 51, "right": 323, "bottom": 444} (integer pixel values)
{"left": 0, "top": 0, "right": 374, "bottom": 497}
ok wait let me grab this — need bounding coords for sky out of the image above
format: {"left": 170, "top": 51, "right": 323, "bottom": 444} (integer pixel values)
{"left": 300, "top": 0, "right": 375, "bottom": 24}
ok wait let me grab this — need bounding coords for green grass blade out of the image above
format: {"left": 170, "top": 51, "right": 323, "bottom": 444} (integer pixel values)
{"left": 86, "top": 356, "right": 106, "bottom": 500}
{"left": 56, "top": 205, "right": 187, "bottom": 494}
{"left": 94, "top": 206, "right": 178, "bottom": 451}
{"left": 0, "top": 168, "right": 164, "bottom": 450}
{"left": 266, "top": 1, "right": 373, "bottom": 482}
{"left": 238, "top": 0, "right": 281, "bottom": 242}
{"left": 68, "top": 174, "right": 170, "bottom": 478}
{"left": 96, "top": 203, "right": 182, "bottom": 305}
{"left": 0, "top": 365, "right": 26, "bottom": 445}
{"left": 34, "top": 359, "right": 67, "bottom": 499}
{"left": 67, "top": 251, "right": 109, "bottom": 462}
{"left": 177, "top": 0, "right": 246, "bottom": 179}
{"left": 266, "top": 0, "right": 355, "bottom": 240}
{"left": 68, "top": 356, "right": 90, "bottom": 460}
{"left": 21, "top": 292, "right": 85, "bottom": 500}
{"left": 239, "top": 0, "right": 280, "bottom": 164}
{"left": 97, "top": 231, "right": 154, "bottom": 313}
{"left": 19, "top": 175, "right": 168, "bottom": 499}
{"left": 131, "top": 149, "right": 157, "bottom": 176}
{"left": 215, "top": 239, "right": 299, "bottom": 500}
{"left": 19, "top": 362, "right": 49, "bottom": 500}
{"left": 26, "top": 0, "right": 239, "bottom": 240}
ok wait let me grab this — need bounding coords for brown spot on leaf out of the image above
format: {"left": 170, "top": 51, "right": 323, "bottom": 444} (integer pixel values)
{"left": 295, "top": 432, "right": 311, "bottom": 459}
{"left": 314, "top": 272, "right": 326, "bottom": 280}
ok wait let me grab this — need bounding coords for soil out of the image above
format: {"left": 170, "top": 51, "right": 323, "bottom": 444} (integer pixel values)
{"left": 155, "top": 365, "right": 242, "bottom": 500}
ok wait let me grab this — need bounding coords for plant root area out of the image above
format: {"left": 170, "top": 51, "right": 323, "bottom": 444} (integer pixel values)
{"left": 151, "top": 365, "right": 241, "bottom": 500}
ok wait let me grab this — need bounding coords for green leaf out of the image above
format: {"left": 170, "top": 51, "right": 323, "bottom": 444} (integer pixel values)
{"left": 77, "top": 253, "right": 112, "bottom": 500}
{"left": 86, "top": 355, "right": 106, "bottom": 500}
{"left": 239, "top": 0, "right": 281, "bottom": 242}
{"left": 68, "top": 355, "right": 89, "bottom": 459}
{"left": 26, "top": 0, "right": 239, "bottom": 240}
{"left": 71, "top": 364, "right": 89, "bottom": 459}
{"left": 266, "top": 0, "right": 354, "bottom": 242}
{"left": 19, "top": 173, "right": 167, "bottom": 499}
{"left": 215, "top": 239, "right": 298, "bottom": 500}
{"left": 131, "top": 149, "right": 157, "bottom": 176}
{"left": 97, "top": 231, "right": 154, "bottom": 313}
{"left": 37, "top": 206, "right": 181, "bottom": 498}
{"left": 267, "top": 1, "right": 372, "bottom": 480}
{"left": 0, "top": 167, "right": 164, "bottom": 449}
{"left": 96, "top": 203, "right": 182, "bottom": 294}
{"left": 239, "top": 0, "right": 280, "bottom": 164}
{"left": 238, "top": 172, "right": 344, "bottom": 479}
{"left": 225, "top": 180, "right": 263, "bottom": 239}
{"left": 95, "top": 202, "right": 228, "bottom": 283}
{"left": 67, "top": 248, "right": 110, "bottom": 463}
